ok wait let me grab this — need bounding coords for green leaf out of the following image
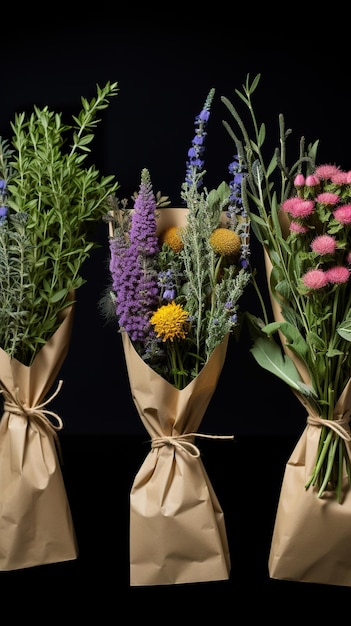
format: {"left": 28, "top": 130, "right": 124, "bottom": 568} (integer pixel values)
{"left": 326, "top": 348, "right": 344, "bottom": 357}
{"left": 250, "top": 336, "right": 303, "bottom": 390}
{"left": 49, "top": 288, "right": 69, "bottom": 303}
{"left": 337, "top": 320, "right": 351, "bottom": 342}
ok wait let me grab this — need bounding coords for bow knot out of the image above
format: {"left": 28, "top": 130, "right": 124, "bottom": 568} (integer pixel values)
{"left": 307, "top": 414, "right": 351, "bottom": 441}
{"left": 151, "top": 432, "right": 234, "bottom": 458}
{"left": 1, "top": 379, "right": 64, "bottom": 436}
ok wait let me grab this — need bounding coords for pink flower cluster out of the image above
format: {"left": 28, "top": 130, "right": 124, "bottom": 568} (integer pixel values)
{"left": 281, "top": 164, "right": 351, "bottom": 291}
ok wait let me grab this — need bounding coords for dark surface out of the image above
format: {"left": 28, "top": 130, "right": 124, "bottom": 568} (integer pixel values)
{"left": 1, "top": 434, "right": 350, "bottom": 617}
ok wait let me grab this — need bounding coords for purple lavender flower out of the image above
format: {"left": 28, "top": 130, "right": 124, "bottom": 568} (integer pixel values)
{"left": 227, "top": 156, "right": 246, "bottom": 218}
{"left": 184, "top": 88, "right": 215, "bottom": 189}
{"left": 226, "top": 155, "right": 250, "bottom": 267}
{"left": 0, "top": 179, "right": 8, "bottom": 224}
{"left": 0, "top": 205, "right": 8, "bottom": 224}
{"left": 109, "top": 169, "right": 160, "bottom": 343}
{"left": 157, "top": 269, "right": 176, "bottom": 302}
{"left": 130, "top": 171, "right": 159, "bottom": 254}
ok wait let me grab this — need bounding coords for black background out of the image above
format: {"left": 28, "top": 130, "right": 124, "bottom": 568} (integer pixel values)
{"left": 1, "top": 12, "right": 351, "bottom": 613}
{"left": 3, "top": 16, "right": 350, "bottom": 437}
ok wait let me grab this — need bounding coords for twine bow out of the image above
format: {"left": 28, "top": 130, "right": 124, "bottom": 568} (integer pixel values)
{"left": 151, "top": 432, "right": 234, "bottom": 458}
{"left": 1, "top": 379, "right": 64, "bottom": 437}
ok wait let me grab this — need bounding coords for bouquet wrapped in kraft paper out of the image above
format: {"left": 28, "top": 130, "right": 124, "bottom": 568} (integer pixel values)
{"left": 222, "top": 72, "right": 351, "bottom": 586}
{"left": 265, "top": 251, "right": 351, "bottom": 586}
{"left": 104, "top": 89, "right": 251, "bottom": 585}
{"left": 0, "top": 81, "right": 119, "bottom": 570}
{"left": 267, "top": 390, "right": 351, "bottom": 586}
{"left": 0, "top": 303, "right": 77, "bottom": 570}
{"left": 122, "top": 331, "right": 231, "bottom": 585}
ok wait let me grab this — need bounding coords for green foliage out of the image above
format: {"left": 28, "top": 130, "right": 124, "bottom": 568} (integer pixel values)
{"left": 0, "top": 81, "right": 120, "bottom": 364}
{"left": 251, "top": 336, "right": 304, "bottom": 390}
{"left": 222, "top": 73, "right": 351, "bottom": 500}
{"left": 178, "top": 173, "right": 252, "bottom": 368}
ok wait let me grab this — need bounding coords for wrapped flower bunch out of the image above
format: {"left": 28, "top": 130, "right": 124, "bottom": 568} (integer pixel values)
{"left": 107, "top": 87, "right": 251, "bottom": 389}
{"left": 0, "top": 81, "right": 119, "bottom": 572}
{"left": 104, "top": 89, "right": 252, "bottom": 586}
{"left": 222, "top": 73, "right": 351, "bottom": 500}
{"left": 222, "top": 72, "right": 351, "bottom": 586}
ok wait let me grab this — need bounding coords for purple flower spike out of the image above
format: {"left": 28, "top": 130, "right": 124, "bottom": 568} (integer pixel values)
{"left": 184, "top": 88, "right": 215, "bottom": 189}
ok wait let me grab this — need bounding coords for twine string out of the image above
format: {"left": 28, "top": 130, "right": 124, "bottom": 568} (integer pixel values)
{"left": 1, "top": 379, "right": 64, "bottom": 435}
{"left": 307, "top": 414, "right": 351, "bottom": 441}
{"left": 151, "top": 432, "right": 234, "bottom": 458}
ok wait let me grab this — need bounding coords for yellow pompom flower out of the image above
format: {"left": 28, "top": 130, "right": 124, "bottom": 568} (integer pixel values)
{"left": 159, "top": 225, "right": 184, "bottom": 252}
{"left": 150, "top": 301, "right": 189, "bottom": 342}
{"left": 209, "top": 228, "right": 241, "bottom": 256}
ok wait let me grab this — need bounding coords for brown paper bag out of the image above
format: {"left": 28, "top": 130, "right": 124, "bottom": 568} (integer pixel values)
{"left": 264, "top": 249, "right": 351, "bottom": 585}
{"left": 0, "top": 303, "right": 78, "bottom": 570}
{"left": 122, "top": 332, "right": 231, "bottom": 586}
{"left": 268, "top": 442, "right": 351, "bottom": 586}
{"left": 269, "top": 384, "right": 351, "bottom": 586}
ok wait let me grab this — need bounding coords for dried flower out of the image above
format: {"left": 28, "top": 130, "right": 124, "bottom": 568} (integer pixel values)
{"left": 209, "top": 228, "right": 242, "bottom": 256}
{"left": 185, "top": 88, "right": 215, "bottom": 190}
{"left": 106, "top": 90, "right": 252, "bottom": 388}
{"left": 160, "top": 226, "right": 184, "bottom": 252}
{"left": 311, "top": 235, "right": 337, "bottom": 255}
{"left": 109, "top": 168, "right": 159, "bottom": 343}
{"left": 150, "top": 301, "right": 190, "bottom": 341}
{"left": 222, "top": 72, "right": 351, "bottom": 500}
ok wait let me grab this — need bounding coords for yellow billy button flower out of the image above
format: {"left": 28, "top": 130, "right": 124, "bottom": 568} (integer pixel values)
{"left": 150, "top": 301, "right": 189, "bottom": 342}
{"left": 159, "top": 226, "right": 184, "bottom": 252}
{"left": 209, "top": 227, "right": 241, "bottom": 256}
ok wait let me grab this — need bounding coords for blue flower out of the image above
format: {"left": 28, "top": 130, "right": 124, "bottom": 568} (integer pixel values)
{"left": 184, "top": 88, "right": 215, "bottom": 189}
{"left": 0, "top": 205, "right": 8, "bottom": 224}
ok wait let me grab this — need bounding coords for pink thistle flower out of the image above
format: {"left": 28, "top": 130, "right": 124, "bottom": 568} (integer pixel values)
{"left": 314, "top": 164, "right": 341, "bottom": 180}
{"left": 325, "top": 266, "right": 350, "bottom": 284}
{"left": 334, "top": 205, "right": 351, "bottom": 225}
{"left": 302, "top": 269, "right": 328, "bottom": 289}
{"left": 316, "top": 192, "right": 340, "bottom": 205}
{"left": 289, "top": 221, "right": 309, "bottom": 234}
{"left": 281, "top": 197, "right": 301, "bottom": 213}
{"left": 305, "top": 175, "right": 320, "bottom": 187}
{"left": 289, "top": 199, "right": 315, "bottom": 218}
{"left": 331, "top": 171, "right": 349, "bottom": 184}
{"left": 281, "top": 197, "right": 315, "bottom": 218}
{"left": 346, "top": 171, "right": 351, "bottom": 184}
{"left": 294, "top": 174, "right": 305, "bottom": 187}
{"left": 311, "top": 235, "right": 337, "bottom": 255}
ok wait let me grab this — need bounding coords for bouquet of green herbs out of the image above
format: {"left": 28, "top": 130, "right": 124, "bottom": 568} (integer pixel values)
{"left": 0, "top": 81, "right": 119, "bottom": 366}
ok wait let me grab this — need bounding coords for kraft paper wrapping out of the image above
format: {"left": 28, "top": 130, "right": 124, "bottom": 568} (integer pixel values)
{"left": 121, "top": 332, "right": 231, "bottom": 586}
{"left": 264, "top": 249, "right": 351, "bottom": 586}
{"left": 0, "top": 302, "right": 78, "bottom": 571}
